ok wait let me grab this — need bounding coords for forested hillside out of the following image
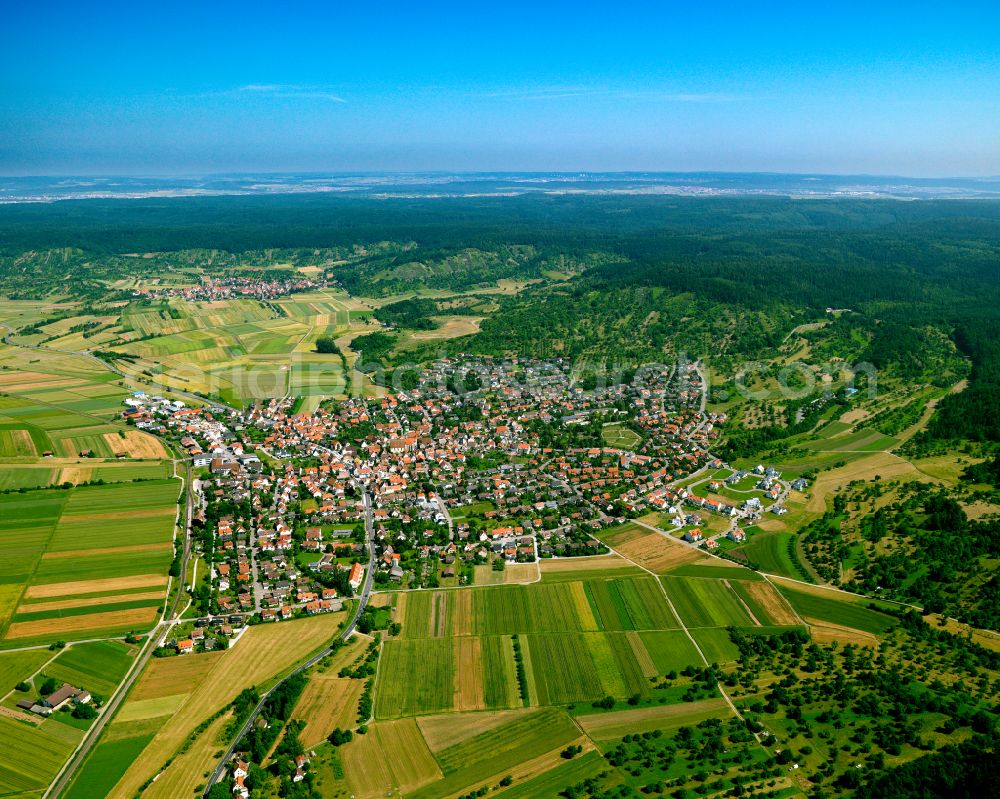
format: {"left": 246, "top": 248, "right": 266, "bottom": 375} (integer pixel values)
{"left": 1, "top": 194, "right": 998, "bottom": 435}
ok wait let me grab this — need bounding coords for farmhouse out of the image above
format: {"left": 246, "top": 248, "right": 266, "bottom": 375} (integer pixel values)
{"left": 43, "top": 683, "right": 90, "bottom": 711}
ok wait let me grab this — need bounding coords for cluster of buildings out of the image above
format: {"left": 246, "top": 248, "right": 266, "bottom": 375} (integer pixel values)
{"left": 16, "top": 683, "right": 93, "bottom": 718}
{"left": 132, "top": 274, "right": 327, "bottom": 303}
{"left": 125, "top": 355, "right": 754, "bottom": 617}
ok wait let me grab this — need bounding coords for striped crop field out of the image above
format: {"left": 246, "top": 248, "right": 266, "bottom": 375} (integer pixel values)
{"left": 660, "top": 576, "right": 755, "bottom": 628}
{"left": 583, "top": 576, "right": 679, "bottom": 630}
{"left": 0, "top": 479, "right": 178, "bottom": 645}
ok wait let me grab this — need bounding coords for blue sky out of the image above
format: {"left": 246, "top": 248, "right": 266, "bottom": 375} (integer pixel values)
{"left": 2, "top": 1, "right": 999, "bottom": 175}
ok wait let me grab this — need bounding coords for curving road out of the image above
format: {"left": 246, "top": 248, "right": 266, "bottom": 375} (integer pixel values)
{"left": 201, "top": 491, "right": 377, "bottom": 795}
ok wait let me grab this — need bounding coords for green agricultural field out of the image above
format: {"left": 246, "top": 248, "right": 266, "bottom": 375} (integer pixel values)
{"left": 0, "top": 424, "right": 49, "bottom": 457}
{"left": 88, "top": 461, "right": 172, "bottom": 482}
{"left": 41, "top": 640, "right": 135, "bottom": 697}
{"left": 0, "top": 714, "right": 82, "bottom": 795}
{"left": 690, "top": 627, "right": 742, "bottom": 664}
{"left": 408, "top": 707, "right": 580, "bottom": 799}
{"left": 385, "top": 577, "right": 688, "bottom": 717}
{"left": 0, "top": 648, "right": 51, "bottom": 695}
{"left": 729, "top": 530, "right": 809, "bottom": 580}
{"left": 62, "top": 719, "right": 160, "bottom": 799}
{"left": 638, "top": 630, "right": 705, "bottom": 673}
{"left": 604, "top": 632, "right": 655, "bottom": 696}
{"left": 539, "top": 564, "right": 646, "bottom": 584}
{"left": 660, "top": 576, "right": 755, "bottom": 628}
{"left": 0, "top": 479, "right": 176, "bottom": 644}
{"left": 801, "top": 426, "right": 897, "bottom": 453}
{"left": 375, "top": 638, "right": 454, "bottom": 718}
{"left": 481, "top": 635, "right": 521, "bottom": 708}
{"left": 31, "top": 548, "right": 172, "bottom": 585}
{"left": 0, "top": 491, "right": 69, "bottom": 632}
{"left": 583, "top": 577, "right": 679, "bottom": 631}
{"left": 776, "top": 584, "right": 898, "bottom": 635}
{"left": 0, "top": 463, "right": 60, "bottom": 490}
{"left": 289, "top": 359, "right": 348, "bottom": 397}
{"left": 492, "top": 749, "right": 607, "bottom": 799}
{"left": 399, "top": 590, "right": 458, "bottom": 640}
{"left": 45, "top": 479, "right": 178, "bottom": 553}
{"left": 471, "top": 583, "right": 591, "bottom": 635}
{"left": 527, "top": 632, "right": 606, "bottom": 704}
{"left": 527, "top": 631, "right": 653, "bottom": 704}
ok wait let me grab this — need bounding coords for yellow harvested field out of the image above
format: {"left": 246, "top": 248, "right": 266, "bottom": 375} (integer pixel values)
{"left": 394, "top": 592, "right": 408, "bottom": 628}
{"left": 0, "top": 705, "right": 40, "bottom": 725}
{"left": 41, "top": 543, "right": 171, "bottom": 560}
{"left": 0, "top": 373, "right": 79, "bottom": 391}
{"left": 115, "top": 694, "right": 188, "bottom": 722}
{"left": 292, "top": 676, "right": 364, "bottom": 748}
{"left": 452, "top": 589, "right": 473, "bottom": 637}
{"left": 569, "top": 581, "right": 599, "bottom": 631}
{"left": 431, "top": 592, "right": 449, "bottom": 638}
{"left": 16, "top": 589, "right": 164, "bottom": 613}
{"left": 539, "top": 553, "right": 636, "bottom": 574}
{"left": 923, "top": 614, "right": 1000, "bottom": 652}
{"left": 626, "top": 630, "right": 658, "bottom": 677}
{"left": 6, "top": 429, "right": 37, "bottom": 456}
{"left": 810, "top": 625, "right": 879, "bottom": 648}
{"left": 963, "top": 500, "right": 1000, "bottom": 520}
{"left": 55, "top": 466, "right": 91, "bottom": 484}
{"left": 417, "top": 708, "right": 532, "bottom": 752}
{"left": 341, "top": 718, "right": 442, "bottom": 799}
{"left": 578, "top": 698, "right": 730, "bottom": 739}
{"left": 501, "top": 562, "right": 540, "bottom": 582}
{"left": 613, "top": 531, "right": 705, "bottom": 573}
{"left": 107, "top": 612, "right": 346, "bottom": 799}
{"left": 128, "top": 652, "right": 225, "bottom": 702}
{"left": 743, "top": 580, "right": 802, "bottom": 626}
{"left": 806, "top": 452, "right": 939, "bottom": 512}
{"left": 143, "top": 712, "right": 233, "bottom": 799}
{"left": 25, "top": 573, "right": 167, "bottom": 599}
{"left": 472, "top": 562, "right": 539, "bottom": 584}
{"left": 453, "top": 637, "right": 485, "bottom": 711}
{"left": 5, "top": 606, "right": 158, "bottom": 639}
{"left": 102, "top": 430, "right": 168, "bottom": 459}
{"left": 406, "top": 315, "right": 483, "bottom": 341}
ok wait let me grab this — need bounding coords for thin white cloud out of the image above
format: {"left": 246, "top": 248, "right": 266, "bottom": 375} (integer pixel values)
{"left": 236, "top": 84, "right": 346, "bottom": 102}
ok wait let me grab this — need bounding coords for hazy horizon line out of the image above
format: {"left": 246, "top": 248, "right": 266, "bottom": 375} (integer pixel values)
{"left": 2, "top": 169, "right": 1000, "bottom": 181}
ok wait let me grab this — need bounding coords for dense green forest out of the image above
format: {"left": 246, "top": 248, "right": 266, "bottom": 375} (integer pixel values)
{"left": 1, "top": 194, "right": 998, "bottom": 437}
{"left": 371, "top": 297, "right": 440, "bottom": 329}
